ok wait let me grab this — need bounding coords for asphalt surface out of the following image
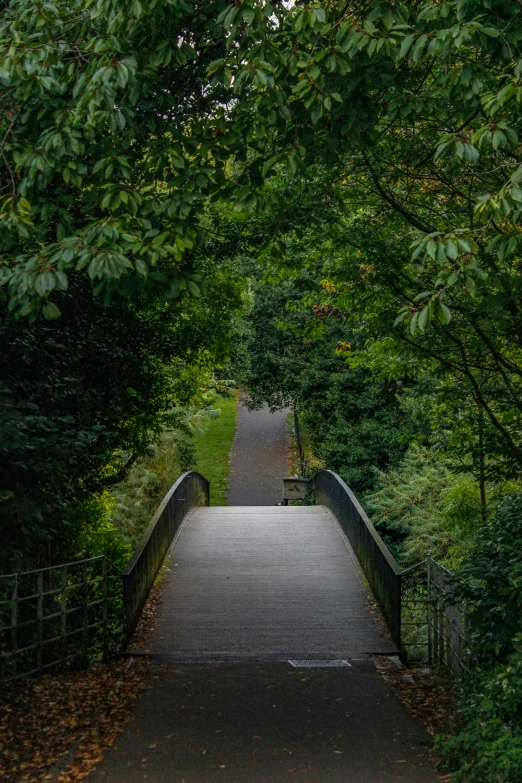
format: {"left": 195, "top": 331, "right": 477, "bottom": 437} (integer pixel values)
{"left": 227, "top": 401, "right": 289, "bottom": 505}
{"left": 87, "top": 661, "right": 438, "bottom": 783}
{"left": 86, "top": 398, "right": 439, "bottom": 783}
{"left": 138, "top": 506, "right": 396, "bottom": 657}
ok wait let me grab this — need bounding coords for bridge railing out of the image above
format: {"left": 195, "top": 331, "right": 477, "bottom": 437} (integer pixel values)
{"left": 122, "top": 470, "right": 209, "bottom": 642}
{"left": 314, "top": 470, "right": 403, "bottom": 650}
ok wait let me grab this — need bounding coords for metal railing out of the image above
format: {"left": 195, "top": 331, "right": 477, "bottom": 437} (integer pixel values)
{"left": 391, "top": 558, "right": 470, "bottom": 676}
{"left": 0, "top": 556, "right": 120, "bottom": 682}
{"left": 315, "top": 471, "right": 469, "bottom": 673}
{"left": 122, "top": 470, "right": 209, "bottom": 641}
{"left": 314, "top": 470, "right": 403, "bottom": 650}
{"left": 427, "top": 557, "right": 468, "bottom": 676}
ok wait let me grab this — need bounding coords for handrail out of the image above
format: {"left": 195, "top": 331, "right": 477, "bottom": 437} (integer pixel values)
{"left": 314, "top": 470, "right": 403, "bottom": 650}
{"left": 122, "top": 470, "right": 209, "bottom": 642}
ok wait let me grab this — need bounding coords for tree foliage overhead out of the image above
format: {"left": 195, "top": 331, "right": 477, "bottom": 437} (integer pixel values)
{"left": 208, "top": 0, "right": 522, "bottom": 483}
{"left": 0, "top": 0, "right": 262, "bottom": 316}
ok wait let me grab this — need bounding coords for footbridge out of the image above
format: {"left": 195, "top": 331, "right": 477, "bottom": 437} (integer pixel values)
{"left": 89, "top": 411, "right": 439, "bottom": 783}
{"left": 122, "top": 470, "right": 403, "bottom": 659}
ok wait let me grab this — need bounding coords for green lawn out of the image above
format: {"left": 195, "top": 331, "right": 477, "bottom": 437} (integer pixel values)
{"left": 193, "top": 395, "right": 238, "bottom": 505}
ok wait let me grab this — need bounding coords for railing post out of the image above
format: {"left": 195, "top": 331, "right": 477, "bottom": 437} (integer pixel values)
{"left": 81, "top": 560, "right": 89, "bottom": 665}
{"left": 427, "top": 556, "right": 432, "bottom": 666}
{"left": 396, "top": 571, "right": 402, "bottom": 653}
{"left": 102, "top": 557, "right": 108, "bottom": 662}
{"left": 36, "top": 570, "right": 43, "bottom": 677}
{"left": 60, "top": 564, "right": 67, "bottom": 671}
{"left": 11, "top": 574, "right": 18, "bottom": 679}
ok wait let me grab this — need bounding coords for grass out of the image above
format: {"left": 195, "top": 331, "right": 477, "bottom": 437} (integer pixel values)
{"left": 286, "top": 412, "right": 325, "bottom": 477}
{"left": 193, "top": 394, "right": 238, "bottom": 505}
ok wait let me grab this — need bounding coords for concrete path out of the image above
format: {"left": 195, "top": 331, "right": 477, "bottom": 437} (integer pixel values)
{"left": 139, "top": 506, "right": 395, "bottom": 657}
{"left": 227, "top": 401, "right": 289, "bottom": 505}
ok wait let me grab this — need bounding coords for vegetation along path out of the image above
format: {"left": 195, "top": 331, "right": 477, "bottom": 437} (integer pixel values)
{"left": 86, "top": 424, "right": 439, "bottom": 782}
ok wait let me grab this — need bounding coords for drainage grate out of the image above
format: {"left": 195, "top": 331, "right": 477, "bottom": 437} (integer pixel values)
{"left": 288, "top": 659, "right": 352, "bottom": 668}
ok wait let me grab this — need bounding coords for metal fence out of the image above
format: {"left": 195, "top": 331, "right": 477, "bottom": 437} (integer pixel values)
{"left": 315, "top": 471, "right": 469, "bottom": 674}
{"left": 0, "top": 556, "right": 121, "bottom": 682}
{"left": 122, "top": 470, "right": 209, "bottom": 641}
{"left": 401, "top": 557, "right": 469, "bottom": 676}
{"left": 314, "top": 470, "right": 403, "bottom": 650}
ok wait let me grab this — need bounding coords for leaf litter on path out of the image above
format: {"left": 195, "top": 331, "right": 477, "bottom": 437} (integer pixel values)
{"left": 0, "top": 571, "right": 167, "bottom": 782}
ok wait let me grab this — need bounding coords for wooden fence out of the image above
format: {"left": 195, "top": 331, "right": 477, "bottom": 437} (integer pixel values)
{"left": 0, "top": 556, "right": 121, "bottom": 682}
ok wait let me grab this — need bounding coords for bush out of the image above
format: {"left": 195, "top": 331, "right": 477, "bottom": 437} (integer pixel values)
{"left": 437, "top": 494, "right": 522, "bottom": 782}
{"left": 364, "top": 444, "right": 483, "bottom": 566}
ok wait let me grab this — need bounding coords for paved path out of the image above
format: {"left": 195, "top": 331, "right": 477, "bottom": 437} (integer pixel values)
{"left": 86, "top": 412, "right": 440, "bottom": 782}
{"left": 139, "top": 506, "right": 395, "bottom": 657}
{"left": 88, "top": 661, "right": 438, "bottom": 783}
{"left": 227, "top": 401, "right": 289, "bottom": 505}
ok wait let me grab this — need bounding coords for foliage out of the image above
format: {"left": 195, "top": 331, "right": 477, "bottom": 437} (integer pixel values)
{"left": 437, "top": 495, "right": 522, "bottom": 781}
{"left": 365, "top": 444, "right": 483, "bottom": 566}
{"left": 72, "top": 496, "right": 131, "bottom": 569}
{"left": 457, "top": 494, "right": 522, "bottom": 665}
{"left": 106, "top": 380, "right": 236, "bottom": 547}
{"left": 0, "top": 0, "right": 256, "bottom": 316}
{"left": 242, "top": 278, "right": 420, "bottom": 495}
{"left": 438, "top": 654, "right": 522, "bottom": 783}
{"left": 0, "top": 266, "right": 242, "bottom": 572}
{"left": 208, "top": 0, "right": 522, "bottom": 485}
{"left": 192, "top": 392, "right": 238, "bottom": 505}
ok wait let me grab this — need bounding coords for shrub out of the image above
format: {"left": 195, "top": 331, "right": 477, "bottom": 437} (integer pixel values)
{"left": 437, "top": 494, "right": 522, "bottom": 782}
{"left": 364, "top": 444, "right": 483, "bottom": 566}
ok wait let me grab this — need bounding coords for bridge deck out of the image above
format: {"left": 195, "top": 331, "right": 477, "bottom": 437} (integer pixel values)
{"left": 142, "top": 505, "right": 396, "bottom": 658}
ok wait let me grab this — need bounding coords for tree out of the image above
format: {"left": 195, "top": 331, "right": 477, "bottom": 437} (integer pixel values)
{"left": 0, "top": 0, "right": 270, "bottom": 316}
{"left": 243, "top": 276, "right": 420, "bottom": 494}
{"left": 208, "top": 0, "right": 522, "bottom": 481}
{"left": 0, "top": 263, "right": 242, "bottom": 572}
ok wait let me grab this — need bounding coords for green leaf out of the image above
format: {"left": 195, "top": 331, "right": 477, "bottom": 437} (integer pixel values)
{"left": 42, "top": 301, "right": 61, "bottom": 319}
{"left": 152, "top": 231, "right": 169, "bottom": 246}
{"left": 187, "top": 280, "right": 201, "bottom": 296}
{"left": 439, "top": 303, "right": 452, "bottom": 325}
{"left": 135, "top": 259, "right": 148, "bottom": 277}
{"left": 418, "top": 305, "right": 429, "bottom": 331}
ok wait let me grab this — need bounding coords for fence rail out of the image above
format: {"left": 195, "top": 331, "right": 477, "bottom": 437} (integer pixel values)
{"left": 315, "top": 471, "right": 469, "bottom": 674}
{"left": 428, "top": 557, "right": 469, "bottom": 675}
{"left": 122, "top": 470, "right": 209, "bottom": 642}
{"left": 0, "top": 556, "right": 120, "bottom": 682}
{"left": 398, "top": 558, "right": 469, "bottom": 676}
{"left": 314, "top": 470, "right": 403, "bottom": 650}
